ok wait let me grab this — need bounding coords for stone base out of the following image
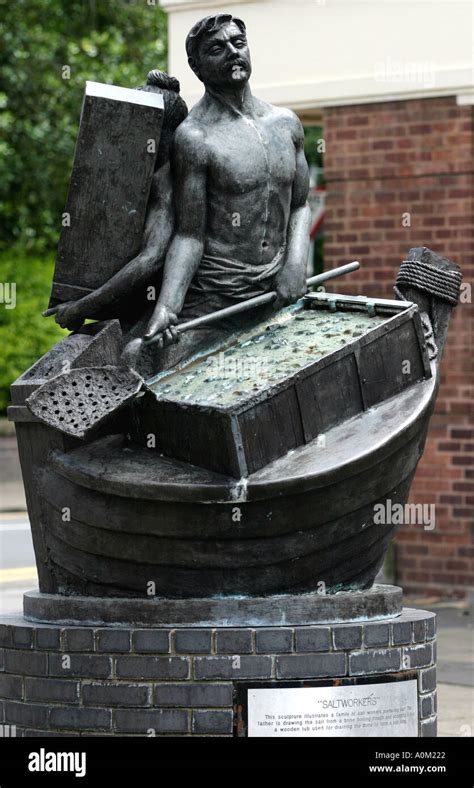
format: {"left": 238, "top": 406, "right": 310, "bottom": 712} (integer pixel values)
{"left": 23, "top": 585, "right": 402, "bottom": 627}
{"left": 0, "top": 605, "right": 437, "bottom": 737}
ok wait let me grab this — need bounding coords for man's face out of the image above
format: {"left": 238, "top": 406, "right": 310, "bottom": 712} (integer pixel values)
{"left": 192, "top": 22, "right": 252, "bottom": 88}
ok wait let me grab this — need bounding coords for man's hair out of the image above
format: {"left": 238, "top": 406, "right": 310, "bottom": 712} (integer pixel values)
{"left": 141, "top": 70, "right": 188, "bottom": 168}
{"left": 185, "top": 14, "right": 246, "bottom": 63}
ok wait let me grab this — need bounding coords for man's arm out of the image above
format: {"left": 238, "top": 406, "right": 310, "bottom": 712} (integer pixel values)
{"left": 274, "top": 115, "right": 311, "bottom": 309}
{"left": 145, "top": 124, "right": 207, "bottom": 340}
{"left": 47, "top": 164, "right": 175, "bottom": 330}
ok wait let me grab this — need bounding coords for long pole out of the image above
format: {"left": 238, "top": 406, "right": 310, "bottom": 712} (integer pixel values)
{"left": 152, "top": 260, "right": 360, "bottom": 338}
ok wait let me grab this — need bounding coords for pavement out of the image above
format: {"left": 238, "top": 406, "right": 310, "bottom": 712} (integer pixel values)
{"left": 0, "top": 431, "right": 26, "bottom": 511}
{"left": 405, "top": 597, "right": 474, "bottom": 737}
{"left": 0, "top": 428, "right": 473, "bottom": 737}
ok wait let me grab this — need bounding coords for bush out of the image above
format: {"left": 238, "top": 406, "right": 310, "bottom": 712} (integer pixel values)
{"left": 0, "top": 0, "right": 169, "bottom": 413}
{"left": 0, "top": 0, "right": 168, "bottom": 252}
{"left": 0, "top": 251, "right": 67, "bottom": 412}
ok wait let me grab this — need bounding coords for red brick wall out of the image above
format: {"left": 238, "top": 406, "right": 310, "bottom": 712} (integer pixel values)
{"left": 322, "top": 96, "right": 473, "bottom": 598}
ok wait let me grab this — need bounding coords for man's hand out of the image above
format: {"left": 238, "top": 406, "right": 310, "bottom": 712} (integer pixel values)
{"left": 43, "top": 301, "right": 85, "bottom": 331}
{"left": 273, "top": 263, "right": 307, "bottom": 310}
{"left": 144, "top": 303, "right": 179, "bottom": 347}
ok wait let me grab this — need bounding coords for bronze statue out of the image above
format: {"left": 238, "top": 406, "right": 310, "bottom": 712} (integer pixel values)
{"left": 48, "top": 14, "right": 311, "bottom": 377}
{"left": 15, "top": 14, "right": 461, "bottom": 599}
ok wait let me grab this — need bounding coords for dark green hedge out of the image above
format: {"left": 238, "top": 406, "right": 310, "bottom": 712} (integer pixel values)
{"left": 0, "top": 0, "right": 168, "bottom": 252}
{"left": 0, "top": 251, "right": 67, "bottom": 412}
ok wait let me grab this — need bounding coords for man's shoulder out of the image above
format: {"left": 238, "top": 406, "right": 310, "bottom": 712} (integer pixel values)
{"left": 255, "top": 98, "right": 303, "bottom": 135}
{"left": 173, "top": 115, "right": 207, "bottom": 149}
{"left": 171, "top": 113, "right": 209, "bottom": 167}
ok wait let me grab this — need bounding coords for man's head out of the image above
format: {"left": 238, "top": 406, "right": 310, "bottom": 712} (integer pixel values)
{"left": 141, "top": 70, "right": 188, "bottom": 168}
{"left": 186, "top": 14, "right": 251, "bottom": 88}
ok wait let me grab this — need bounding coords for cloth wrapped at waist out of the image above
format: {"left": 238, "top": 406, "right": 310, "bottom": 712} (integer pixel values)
{"left": 186, "top": 245, "right": 287, "bottom": 303}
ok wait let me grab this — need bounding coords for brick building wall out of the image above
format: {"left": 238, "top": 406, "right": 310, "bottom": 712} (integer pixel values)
{"left": 322, "top": 96, "right": 473, "bottom": 598}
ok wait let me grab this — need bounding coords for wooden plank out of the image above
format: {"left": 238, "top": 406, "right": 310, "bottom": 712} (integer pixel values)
{"left": 237, "top": 388, "right": 304, "bottom": 475}
{"left": 41, "top": 426, "right": 424, "bottom": 540}
{"left": 133, "top": 395, "right": 243, "bottom": 478}
{"left": 49, "top": 81, "right": 164, "bottom": 304}
{"left": 296, "top": 354, "right": 362, "bottom": 443}
{"left": 41, "top": 499, "right": 400, "bottom": 597}
{"left": 14, "top": 422, "right": 79, "bottom": 593}
{"left": 359, "top": 317, "right": 426, "bottom": 408}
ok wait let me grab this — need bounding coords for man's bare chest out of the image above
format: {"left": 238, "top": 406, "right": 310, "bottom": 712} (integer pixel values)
{"left": 206, "top": 118, "right": 296, "bottom": 195}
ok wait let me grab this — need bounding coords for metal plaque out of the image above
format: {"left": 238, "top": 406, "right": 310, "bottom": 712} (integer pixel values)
{"left": 247, "top": 679, "right": 418, "bottom": 737}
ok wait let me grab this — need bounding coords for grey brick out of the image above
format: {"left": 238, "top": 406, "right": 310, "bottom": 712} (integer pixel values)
{"left": 83, "top": 682, "right": 151, "bottom": 707}
{"left": 419, "top": 666, "right": 436, "bottom": 693}
{"left": 420, "top": 694, "right": 433, "bottom": 719}
{"left": 4, "top": 650, "right": 47, "bottom": 676}
{"left": 0, "top": 626, "right": 12, "bottom": 648}
{"left": 194, "top": 656, "right": 272, "bottom": 680}
{"left": 4, "top": 701, "right": 48, "bottom": 729}
{"left": 364, "top": 623, "right": 390, "bottom": 647}
{"left": 50, "top": 706, "right": 111, "bottom": 731}
{"left": 426, "top": 616, "right": 436, "bottom": 640}
{"left": 132, "top": 630, "right": 170, "bottom": 654}
{"left": 413, "top": 620, "right": 426, "bottom": 643}
{"left": 349, "top": 648, "right": 401, "bottom": 675}
{"left": 49, "top": 654, "right": 112, "bottom": 679}
{"left": 35, "top": 627, "right": 61, "bottom": 651}
{"left": 403, "top": 643, "right": 432, "bottom": 669}
{"left": 333, "top": 626, "right": 362, "bottom": 651}
{"left": 276, "top": 653, "right": 346, "bottom": 679}
{"left": 24, "top": 729, "right": 80, "bottom": 737}
{"left": 215, "top": 629, "right": 253, "bottom": 654}
{"left": 154, "top": 682, "right": 232, "bottom": 708}
{"left": 0, "top": 674, "right": 23, "bottom": 700}
{"left": 25, "top": 677, "right": 78, "bottom": 704}
{"left": 62, "top": 628, "right": 94, "bottom": 652}
{"left": 433, "top": 691, "right": 437, "bottom": 714}
{"left": 0, "top": 723, "right": 18, "bottom": 736}
{"left": 192, "top": 710, "right": 233, "bottom": 734}
{"left": 295, "top": 627, "right": 331, "bottom": 652}
{"left": 432, "top": 639, "right": 437, "bottom": 663}
{"left": 174, "top": 629, "right": 212, "bottom": 654}
{"left": 12, "top": 627, "right": 33, "bottom": 649}
{"left": 78, "top": 733, "right": 117, "bottom": 738}
{"left": 0, "top": 649, "right": 4, "bottom": 671}
{"left": 392, "top": 621, "right": 413, "bottom": 645}
{"left": 116, "top": 656, "right": 189, "bottom": 680}
{"left": 113, "top": 708, "right": 189, "bottom": 734}
{"left": 96, "top": 629, "right": 131, "bottom": 653}
{"left": 256, "top": 629, "right": 293, "bottom": 654}
{"left": 420, "top": 717, "right": 437, "bottom": 737}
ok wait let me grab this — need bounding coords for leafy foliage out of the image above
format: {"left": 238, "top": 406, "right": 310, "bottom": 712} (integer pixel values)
{"left": 0, "top": 0, "right": 168, "bottom": 412}
{"left": 0, "top": 0, "right": 168, "bottom": 251}
{"left": 0, "top": 251, "right": 67, "bottom": 412}
{"left": 303, "top": 125, "right": 325, "bottom": 176}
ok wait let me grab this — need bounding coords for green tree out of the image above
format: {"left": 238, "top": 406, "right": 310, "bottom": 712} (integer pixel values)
{"left": 0, "top": 0, "right": 168, "bottom": 251}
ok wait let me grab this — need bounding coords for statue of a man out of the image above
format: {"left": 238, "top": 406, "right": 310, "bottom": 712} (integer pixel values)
{"left": 50, "top": 14, "right": 311, "bottom": 377}
{"left": 140, "top": 13, "right": 311, "bottom": 364}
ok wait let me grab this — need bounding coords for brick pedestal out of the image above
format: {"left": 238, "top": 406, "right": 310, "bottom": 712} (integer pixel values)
{"left": 0, "top": 608, "right": 436, "bottom": 737}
